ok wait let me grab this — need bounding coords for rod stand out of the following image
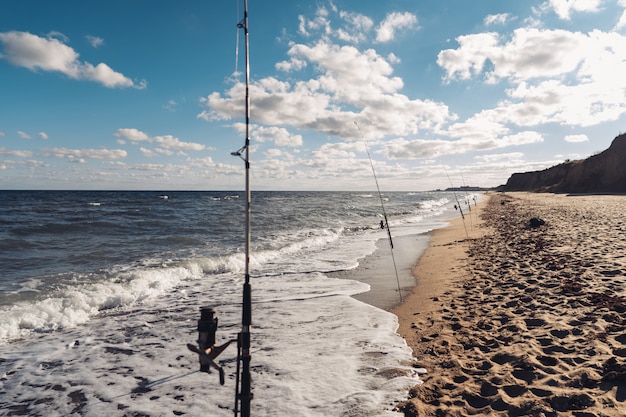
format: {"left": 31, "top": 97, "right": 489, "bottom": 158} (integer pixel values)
{"left": 187, "top": 306, "right": 235, "bottom": 385}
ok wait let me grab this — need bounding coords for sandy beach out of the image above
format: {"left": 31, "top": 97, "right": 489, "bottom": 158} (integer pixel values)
{"left": 394, "top": 192, "right": 626, "bottom": 416}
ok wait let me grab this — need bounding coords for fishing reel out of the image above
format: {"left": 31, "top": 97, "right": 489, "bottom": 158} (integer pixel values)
{"left": 187, "top": 307, "right": 235, "bottom": 385}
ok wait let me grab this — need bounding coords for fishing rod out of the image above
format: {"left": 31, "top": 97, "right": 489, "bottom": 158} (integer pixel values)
{"left": 354, "top": 121, "right": 402, "bottom": 303}
{"left": 444, "top": 167, "right": 474, "bottom": 279}
{"left": 234, "top": 1, "right": 252, "bottom": 415}
{"left": 188, "top": 1, "right": 252, "bottom": 416}
{"left": 444, "top": 168, "right": 471, "bottom": 237}
{"left": 456, "top": 167, "right": 474, "bottom": 232}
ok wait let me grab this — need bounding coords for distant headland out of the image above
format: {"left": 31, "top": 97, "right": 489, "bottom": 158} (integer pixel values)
{"left": 498, "top": 133, "right": 626, "bottom": 194}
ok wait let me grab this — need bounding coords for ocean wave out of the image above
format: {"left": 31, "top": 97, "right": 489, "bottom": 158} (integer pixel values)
{"left": 0, "top": 264, "right": 200, "bottom": 342}
{"left": 0, "top": 226, "right": 347, "bottom": 343}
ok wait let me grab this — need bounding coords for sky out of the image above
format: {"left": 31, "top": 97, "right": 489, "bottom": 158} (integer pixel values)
{"left": 2, "top": 0, "right": 626, "bottom": 191}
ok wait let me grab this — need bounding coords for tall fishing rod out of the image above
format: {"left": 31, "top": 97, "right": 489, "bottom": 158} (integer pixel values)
{"left": 234, "top": 1, "right": 252, "bottom": 415}
{"left": 188, "top": 2, "right": 252, "bottom": 416}
{"left": 354, "top": 121, "right": 402, "bottom": 303}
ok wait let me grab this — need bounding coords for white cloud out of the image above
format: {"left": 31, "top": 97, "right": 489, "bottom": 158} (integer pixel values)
{"left": 199, "top": 2, "right": 625, "bottom": 173}
{"left": 616, "top": 12, "right": 626, "bottom": 30}
{"left": 17, "top": 131, "right": 31, "bottom": 139}
{"left": 438, "top": 28, "right": 590, "bottom": 83}
{"left": 297, "top": 6, "right": 416, "bottom": 45}
{"left": 39, "top": 132, "right": 48, "bottom": 140}
{"left": 114, "top": 128, "right": 205, "bottom": 151}
{"left": 375, "top": 12, "right": 418, "bottom": 43}
{"left": 0, "top": 131, "right": 5, "bottom": 137}
{"left": 115, "top": 128, "right": 150, "bottom": 141}
{"left": 86, "top": 35, "right": 104, "bottom": 48}
{"left": 382, "top": 131, "right": 543, "bottom": 160}
{"left": 437, "top": 32, "right": 500, "bottom": 82}
{"left": 202, "top": 40, "right": 454, "bottom": 141}
{"left": 616, "top": 0, "right": 626, "bottom": 30}
{"left": 265, "top": 148, "right": 283, "bottom": 158}
{"left": 0, "top": 146, "right": 33, "bottom": 157}
{"left": 0, "top": 31, "right": 145, "bottom": 89}
{"left": 438, "top": 28, "right": 626, "bottom": 128}
{"left": 44, "top": 147, "right": 127, "bottom": 161}
{"left": 298, "top": 7, "right": 332, "bottom": 38}
{"left": 187, "top": 156, "right": 216, "bottom": 168}
{"left": 140, "top": 147, "right": 157, "bottom": 157}
{"left": 545, "top": 0, "right": 603, "bottom": 20}
{"left": 484, "top": 13, "right": 511, "bottom": 26}
{"left": 564, "top": 134, "right": 589, "bottom": 142}
{"left": 337, "top": 11, "right": 374, "bottom": 43}
{"left": 250, "top": 125, "right": 303, "bottom": 147}
{"left": 153, "top": 135, "right": 204, "bottom": 151}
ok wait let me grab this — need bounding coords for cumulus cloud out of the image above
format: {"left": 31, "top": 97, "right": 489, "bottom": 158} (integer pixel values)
{"left": 0, "top": 146, "right": 33, "bottom": 158}
{"left": 337, "top": 11, "right": 374, "bottom": 43}
{"left": 296, "top": 6, "right": 416, "bottom": 45}
{"left": 114, "top": 128, "right": 205, "bottom": 152}
{"left": 44, "top": 147, "right": 127, "bottom": 162}
{"left": 375, "top": 12, "right": 418, "bottom": 43}
{"left": 265, "top": 148, "right": 283, "bottom": 158}
{"left": 201, "top": 40, "right": 454, "bottom": 141}
{"left": 0, "top": 31, "right": 145, "bottom": 88}
{"left": 239, "top": 124, "right": 303, "bottom": 147}
{"left": 382, "top": 131, "right": 544, "bottom": 160}
{"left": 39, "top": 132, "right": 48, "bottom": 140}
{"left": 153, "top": 135, "right": 204, "bottom": 151}
{"left": 114, "top": 128, "right": 149, "bottom": 141}
{"left": 438, "top": 28, "right": 594, "bottom": 83}
{"left": 438, "top": 28, "right": 626, "bottom": 128}
{"left": 544, "top": 0, "right": 603, "bottom": 20}
{"left": 17, "top": 131, "right": 31, "bottom": 139}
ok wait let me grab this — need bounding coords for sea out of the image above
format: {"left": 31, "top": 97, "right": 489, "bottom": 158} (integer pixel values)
{"left": 0, "top": 190, "right": 476, "bottom": 417}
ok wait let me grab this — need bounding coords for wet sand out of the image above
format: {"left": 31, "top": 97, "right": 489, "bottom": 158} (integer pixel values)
{"left": 330, "top": 233, "right": 430, "bottom": 311}
{"left": 393, "top": 192, "right": 626, "bottom": 416}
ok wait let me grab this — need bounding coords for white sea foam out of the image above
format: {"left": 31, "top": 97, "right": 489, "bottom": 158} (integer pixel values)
{"left": 0, "top": 264, "right": 199, "bottom": 340}
{"left": 0, "top": 271, "right": 420, "bottom": 416}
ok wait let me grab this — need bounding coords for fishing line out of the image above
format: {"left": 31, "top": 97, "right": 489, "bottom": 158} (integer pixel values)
{"left": 234, "top": 0, "right": 240, "bottom": 75}
{"left": 354, "top": 121, "right": 403, "bottom": 303}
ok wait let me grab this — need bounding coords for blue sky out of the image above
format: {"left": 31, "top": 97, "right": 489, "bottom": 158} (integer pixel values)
{"left": 2, "top": 0, "right": 626, "bottom": 191}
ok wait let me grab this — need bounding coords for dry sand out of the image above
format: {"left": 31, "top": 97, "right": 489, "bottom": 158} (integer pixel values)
{"left": 393, "top": 192, "right": 626, "bottom": 416}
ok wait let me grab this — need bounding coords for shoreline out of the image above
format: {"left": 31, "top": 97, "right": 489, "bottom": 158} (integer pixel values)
{"left": 329, "top": 233, "right": 431, "bottom": 311}
{"left": 393, "top": 192, "right": 626, "bottom": 416}
{"left": 392, "top": 196, "right": 485, "bottom": 356}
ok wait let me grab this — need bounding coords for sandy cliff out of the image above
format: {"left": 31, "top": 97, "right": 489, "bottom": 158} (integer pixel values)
{"left": 502, "top": 133, "right": 626, "bottom": 193}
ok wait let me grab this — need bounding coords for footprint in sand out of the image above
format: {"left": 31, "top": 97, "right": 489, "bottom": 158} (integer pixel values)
{"left": 549, "top": 329, "right": 569, "bottom": 339}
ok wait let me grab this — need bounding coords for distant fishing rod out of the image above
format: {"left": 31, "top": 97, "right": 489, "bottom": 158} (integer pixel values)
{"left": 456, "top": 167, "right": 474, "bottom": 232}
{"left": 354, "top": 121, "right": 402, "bottom": 303}
{"left": 444, "top": 168, "right": 470, "bottom": 240}
{"left": 444, "top": 168, "right": 474, "bottom": 279}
